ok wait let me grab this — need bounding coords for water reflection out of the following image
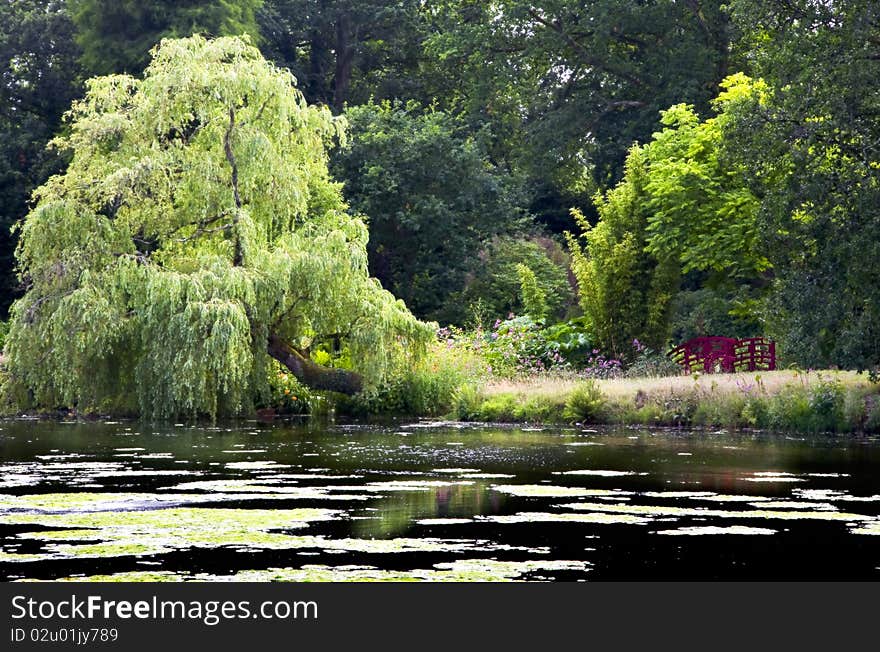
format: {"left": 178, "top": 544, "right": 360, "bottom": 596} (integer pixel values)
{"left": 1, "top": 419, "right": 879, "bottom": 581}
{"left": 352, "top": 481, "right": 504, "bottom": 538}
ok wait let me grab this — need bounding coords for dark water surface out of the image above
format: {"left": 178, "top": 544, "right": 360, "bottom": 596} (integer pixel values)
{"left": 2, "top": 419, "right": 880, "bottom": 581}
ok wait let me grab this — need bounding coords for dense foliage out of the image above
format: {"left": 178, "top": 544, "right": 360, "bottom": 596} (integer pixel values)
{"left": 424, "top": 0, "right": 733, "bottom": 200}
{"left": 725, "top": 0, "right": 880, "bottom": 373}
{"left": 568, "top": 75, "right": 771, "bottom": 361}
{"left": 258, "top": 1, "right": 427, "bottom": 111}
{"left": 2, "top": 36, "right": 432, "bottom": 418}
{"left": 454, "top": 236, "right": 573, "bottom": 327}
{"left": 333, "top": 100, "right": 527, "bottom": 322}
{"left": 644, "top": 75, "right": 768, "bottom": 282}
{"left": 567, "top": 146, "right": 679, "bottom": 359}
{"left": 0, "top": 1, "right": 83, "bottom": 317}
{"left": 1, "top": 0, "right": 879, "bottom": 419}
{"left": 70, "top": 0, "right": 263, "bottom": 75}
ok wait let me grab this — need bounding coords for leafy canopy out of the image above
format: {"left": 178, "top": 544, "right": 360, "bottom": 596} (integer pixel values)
{"left": 333, "top": 100, "right": 527, "bottom": 322}
{"left": 568, "top": 75, "right": 769, "bottom": 357}
{"left": 258, "top": 1, "right": 427, "bottom": 111}
{"left": 3, "top": 35, "right": 432, "bottom": 419}
{"left": 567, "top": 146, "right": 679, "bottom": 358}
{"left": 70, "top": 0, "right": 263, "bottom": 76}
{"left": 644, "top": 74, "right": 769, "bottom": 281}
{"left": 0, "top": 0, "right": 83, "bottom": 317}
{"left": 425, "top": 0, "right": 733, "bottom": 194}
{"left": 725, "top": 0, "right": 880, "bottom": 372}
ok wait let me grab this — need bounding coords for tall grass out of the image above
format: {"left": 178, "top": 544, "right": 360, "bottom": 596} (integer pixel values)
{"left": 452, "top": 370, "right": 879, "bottom": 432}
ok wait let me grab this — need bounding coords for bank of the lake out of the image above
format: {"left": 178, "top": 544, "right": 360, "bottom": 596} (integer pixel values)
{"left": 442, "top": 370, "right": 880, "bottom": 433}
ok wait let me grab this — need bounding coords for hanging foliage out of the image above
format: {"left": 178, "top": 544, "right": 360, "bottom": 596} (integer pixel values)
{"left": 2, "top": 35, "right": 433, "bottom": 419}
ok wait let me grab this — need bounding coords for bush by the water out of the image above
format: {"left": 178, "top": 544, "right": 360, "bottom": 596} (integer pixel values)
{"left": 563, "top": 380, "right": 606, "bottom": 423}
{"left": 338, "top": 343, "right": 485, "bottom": 417}
{"left": 267, "top": 363, "right": 316, "bottom": 416}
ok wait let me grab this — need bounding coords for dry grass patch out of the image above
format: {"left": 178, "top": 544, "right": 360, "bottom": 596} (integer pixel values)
{"left": 482, "top": 370, "right": 869, "bottom": 404}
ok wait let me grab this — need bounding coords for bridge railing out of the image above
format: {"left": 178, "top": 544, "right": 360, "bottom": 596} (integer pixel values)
{"left": 668, "top": 336, "right": 776, "bottom": 374}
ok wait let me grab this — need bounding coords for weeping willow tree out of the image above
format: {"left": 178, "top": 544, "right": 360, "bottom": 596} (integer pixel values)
{"left": 1, "top": 35, "right": 433, "bottom": 419}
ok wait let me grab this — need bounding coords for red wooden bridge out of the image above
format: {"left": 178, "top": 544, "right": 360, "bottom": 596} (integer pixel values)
{"left": 668, "top": 336, "right": 776, "bottom": 374}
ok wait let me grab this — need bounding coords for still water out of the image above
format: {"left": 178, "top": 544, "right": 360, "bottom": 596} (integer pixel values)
{"left": 2, "top": 419, "right": 880, "bottom": 581}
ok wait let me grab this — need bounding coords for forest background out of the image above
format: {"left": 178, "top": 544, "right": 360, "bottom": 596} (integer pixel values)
{"left": 1, "top": 1, "right": 878, "bottom": 425}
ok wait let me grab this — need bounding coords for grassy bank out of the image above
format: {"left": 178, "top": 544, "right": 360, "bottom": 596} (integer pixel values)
{"left": 445, "top": 370, "right": 880, "bottom": 433}
{"left": 4, "top": 323, "right": 877, "bottom": 433}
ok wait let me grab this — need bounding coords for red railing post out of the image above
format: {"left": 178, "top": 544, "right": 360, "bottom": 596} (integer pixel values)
{"left": 668, "top": 336, "right": 776, "bottom": 374}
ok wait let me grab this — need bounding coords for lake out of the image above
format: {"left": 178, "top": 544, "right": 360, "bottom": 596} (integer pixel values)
{"left": 2, "top": 419, "right": 879, "bottom": 581}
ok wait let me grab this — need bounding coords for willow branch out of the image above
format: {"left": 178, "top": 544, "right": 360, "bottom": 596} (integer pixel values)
{"left": 224, "top": 106, "right": 244, "bottom": 266}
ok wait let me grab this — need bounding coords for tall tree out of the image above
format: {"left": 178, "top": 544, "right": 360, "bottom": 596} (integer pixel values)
{"left": 2, "top": 36, "right": 432, "bottom": 418}
{"left": 0, "top": 0, "right": 83, "bottom": 318}
{"left": 567, "top": 75, "right": 768, "bottom": 356}
{"left": 69, "top": 0, "right": 263, "bottom": 76}
{"left": 425, "top": 0, "right": 735, "bottom": 228}
{"left": 725, "top": 0, "right": 880, "bottom": 371}
{"left": 332, "top": 100, "right": 528, "bottom": 322}
{"left": 567, "top": 147, "right": 680, "bottom": 358}
{"left": 644, "top": 74, "right": 768, "bottom": 283}
{"left": 258, "top": 1, "right": 427, "bottom": 111}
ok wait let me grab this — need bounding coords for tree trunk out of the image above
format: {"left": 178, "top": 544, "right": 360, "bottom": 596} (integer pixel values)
{"left": 267, "top": 332, "right": 363, "bottom": 395}
{"left": 308, "top": 25, "right": 332, "bottom": 106}
{"left": 332, "top": 11, "right": 355, "bottom": 113}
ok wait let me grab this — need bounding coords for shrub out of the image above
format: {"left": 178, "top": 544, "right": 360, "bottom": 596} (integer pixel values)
{"left": 477, "top": 316, "right": 567, "bottom": 377}
{"left": 267, "top": 363, "right": 315, "bottom": 415}
{"left": 453, "top": 236, "right": 574, "bottom": 325}
{"left": 625, "top": 339, "right": 682, "bottom": 378}
{"left": 842, "top": 387, "right": 870, "bottom": 431}
{"left": 807, "top": 375, "right": 846, "bottom": 432}
{"left": 478, "top": 393, "right": 519, "bottom": 422}
{"left": 450, "top": 383, "right": 482, "bottom": 420}
{"left": 563, "top": 380, "right": 606, "bottom": 423}
{"left": 341, "top": 342, "right": 485, "bottom": 416}
{"left": 865, "top": 396, "right": 880, "bottom": 432}
{"left": 692, "top": 393, "right": 747, "bottom": 428}
{"left": 516, "top": 263, "right": 549, "bottom": 322}
{"left": 740, "top": 395, "right": 769, "bottom": 428}
{"left": 540, "top": 317, "right": 594, "bottom": 363}
{"left": 437, "top": 316, "right": 598, "bottom": 379}
{"left": 760, "top": 378, "right": 848, "bottom": 433}
{"left": 517, "top": 395, "right": 564, "bottom": 422}
{"left": 765, "top": 388, "right": 813, "bottom": 431}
